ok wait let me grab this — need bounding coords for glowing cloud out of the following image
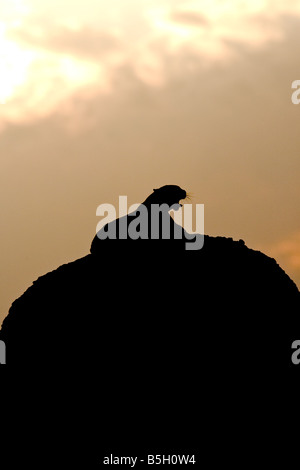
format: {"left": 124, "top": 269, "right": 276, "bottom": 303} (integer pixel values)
{"left": 1, "top": 0, "right": 300, "bottom": 127}
{"left": 269, "top": 231, "right": 300, "bottom": 270}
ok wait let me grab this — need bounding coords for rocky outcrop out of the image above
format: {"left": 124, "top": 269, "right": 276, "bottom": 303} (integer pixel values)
{"left": 1, "top": 234, "right": 299, "bottom": 466}
{"left": 1, "top": 235, "right": 299, "bottom": 370}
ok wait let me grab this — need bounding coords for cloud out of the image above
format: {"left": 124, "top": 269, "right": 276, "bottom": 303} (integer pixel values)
{"left": 7, "top": 24, "right": 121, "bottom": 60}
{"left": 1, "top": 0, "right": 300, "bottom": 129}
{"left": 170, "top": 10, "right": 209, "bottom": 28}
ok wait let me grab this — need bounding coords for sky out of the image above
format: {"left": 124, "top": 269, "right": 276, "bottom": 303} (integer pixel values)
{"left": 1, "top": 0, "right": 300, "bottom": 324}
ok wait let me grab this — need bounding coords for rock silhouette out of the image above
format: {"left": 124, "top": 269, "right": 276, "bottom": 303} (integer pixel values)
{"left": 2, "top": 234, "right": 299, "bottom": 367}
{"left": 0, "top": 185, "right": 299, "bottom": 465}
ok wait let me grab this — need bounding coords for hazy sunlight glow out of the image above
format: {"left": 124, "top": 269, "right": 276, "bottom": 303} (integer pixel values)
{"left": 0, "top": 23, "right": 34, "bottom": 104}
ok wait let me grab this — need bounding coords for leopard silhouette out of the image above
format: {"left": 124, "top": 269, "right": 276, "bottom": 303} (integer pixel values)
{"left": 90, "top": 185, "right": 191, "bottom": 253}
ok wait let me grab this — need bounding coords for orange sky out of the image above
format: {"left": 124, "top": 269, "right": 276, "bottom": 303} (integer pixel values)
{"left": 1, "top": 0, "right": 300, "bottom": 324}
